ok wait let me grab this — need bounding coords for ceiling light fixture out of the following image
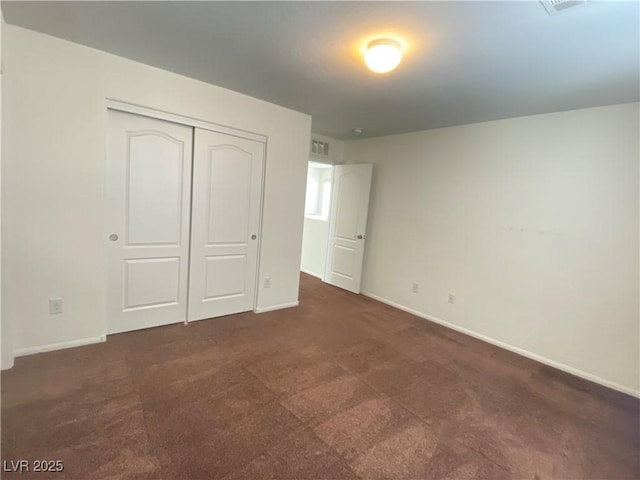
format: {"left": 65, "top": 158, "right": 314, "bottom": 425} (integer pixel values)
{"left": 364, "top": 39, "right": 402, "bottom": 74}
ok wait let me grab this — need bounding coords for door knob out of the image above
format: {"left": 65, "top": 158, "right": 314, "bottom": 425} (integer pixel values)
{"left": 109, "top": 234, "right": 119, "bottom": 242}
{"left": 357, "top": 234, "right": 365, "bottom": 240}
{"left": 251, "top": 234, "right": 257, "bottom": 240}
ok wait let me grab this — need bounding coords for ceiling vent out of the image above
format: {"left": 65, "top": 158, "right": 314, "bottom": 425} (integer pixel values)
{"left": 540, "top": 0, "right": 589, "bottom": 15}
{"left": 311, "top": 140, "right": 329, "bottom": 157}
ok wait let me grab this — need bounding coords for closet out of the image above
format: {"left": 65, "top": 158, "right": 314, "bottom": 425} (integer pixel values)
{"left": 106, "top": 109, "right": 264, "bottom": 334}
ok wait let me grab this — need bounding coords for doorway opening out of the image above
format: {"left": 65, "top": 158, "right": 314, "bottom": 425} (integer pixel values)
{"left": 300, "top": 159, "right": 373, "bottom": 294}
{"left": 300, "top": 161, "right": 334, "bottom": 279}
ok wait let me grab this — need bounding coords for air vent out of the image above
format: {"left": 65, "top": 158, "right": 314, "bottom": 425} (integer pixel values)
{"left": 540, "top": 0, "right": 589, "bottom": 15}
{"left": 311, "top": 140, "right": 329, "bottom": 157}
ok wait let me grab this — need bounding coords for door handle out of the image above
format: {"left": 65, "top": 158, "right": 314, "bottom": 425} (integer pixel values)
{"left": 357, "top": 234, "right": 365, "bottom": 240}
{"left": 251, "top": 234, "right": 257, "bottom": 240}
{"left": 109, "top": 234, "right": 119, "bottom": 242}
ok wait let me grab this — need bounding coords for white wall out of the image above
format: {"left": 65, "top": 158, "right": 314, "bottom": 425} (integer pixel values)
{"left": 345, "top": 103, "right": 640, "bottom": 395}
{"left": 300, "top": 217, "right": 330, "bottom": 278}
{"left": 3, "top": 24, "right": 311, "bottom": 354}
{"left": 0, "top": 14, "right": 13, "bottom": 370}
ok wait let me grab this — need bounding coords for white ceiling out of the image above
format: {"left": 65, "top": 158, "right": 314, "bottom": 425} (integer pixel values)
{"left": 2, "top": 1, "right": 638, "bottom": 139}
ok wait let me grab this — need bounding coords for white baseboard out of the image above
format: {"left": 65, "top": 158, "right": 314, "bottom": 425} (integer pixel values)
{"left": 14, "top": 335, "right": 107, "bottom": 357}
{"left": 361, "top": 290, "right": 640, "bottom": 399}
{"left": 300, "top": 269, "right": 323, "bottom": 280}
{"left": 1, "top": 353, "right": 14, "bottom": 371}
{"left": 254, "top": 301, "right": 299, "bottom": 314}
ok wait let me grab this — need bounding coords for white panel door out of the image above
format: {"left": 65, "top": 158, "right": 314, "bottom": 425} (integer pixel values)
{"left": 188, "top": 129, "right": 264, "bottom": 321}
{"left": 324, "top": 164, "right": 373, "bottom": 294}
{"left": 106, "top": 110, "right": 193, "bottom": 334}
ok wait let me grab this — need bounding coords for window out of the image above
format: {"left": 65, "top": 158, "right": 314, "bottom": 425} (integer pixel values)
{"left": 304, "top": 162, "right": 333, "bottom": 221}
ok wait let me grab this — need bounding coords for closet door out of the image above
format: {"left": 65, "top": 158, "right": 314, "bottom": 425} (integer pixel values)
{"left": 106, "top": 111, "right": 193, "bottom": 334}
{"left": 188, "top": 129, "right": 264, "bottom": 321}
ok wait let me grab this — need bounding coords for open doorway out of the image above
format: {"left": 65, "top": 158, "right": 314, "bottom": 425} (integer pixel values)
{"left": 300, "top": 161, "right": 333, "bottom": 279}
{"left": 300, "top": 135, "right": 373, "bottom": 294}
{"left": 300, "top": 161, "right": 374, "bottom": 294}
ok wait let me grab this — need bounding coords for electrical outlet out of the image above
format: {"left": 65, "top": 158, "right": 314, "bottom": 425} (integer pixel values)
{"left": 49, "top": 298, "right": 63, "bottom": 315}
{"left": 412, "top": 283, "right": 419, "bottom": 294}
{"left": 264, "top": 277, "right": 271, "bottom": 289}
{"left": 448, "top": 293, "right": 455, "bottom": 304}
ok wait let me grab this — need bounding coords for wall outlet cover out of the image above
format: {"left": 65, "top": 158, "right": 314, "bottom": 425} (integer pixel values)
{"left": 49, "top": 298, "right": 63, "bottom": 315}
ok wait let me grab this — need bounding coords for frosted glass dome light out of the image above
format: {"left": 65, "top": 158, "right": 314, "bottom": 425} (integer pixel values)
{"left": 364, "top": 39, "right": 402, "bottom": 73}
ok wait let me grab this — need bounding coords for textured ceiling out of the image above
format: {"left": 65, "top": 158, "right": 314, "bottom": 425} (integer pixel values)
{"left": 3, "top": 1, "right": 639, "bottom": 139}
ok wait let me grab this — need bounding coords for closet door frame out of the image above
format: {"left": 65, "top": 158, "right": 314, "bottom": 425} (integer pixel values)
{"left": 106, "top": 99, "right": 266, "bottom": 144}
{"left": 105, "top": 99, "right": 267, "bottom": 326}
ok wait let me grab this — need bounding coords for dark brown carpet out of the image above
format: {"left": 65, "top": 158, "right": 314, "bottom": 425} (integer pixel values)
{"left": 2, "top": 273, "right": 638, "bottom": 479}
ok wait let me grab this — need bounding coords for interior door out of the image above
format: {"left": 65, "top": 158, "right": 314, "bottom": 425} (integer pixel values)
{"left": 188, "top": 129, "right": 264, "bottom": 321}
{"left": 106, "top": 110, "right": 193, "bottom": 334}
{"left": 324, "top": 164, "right": 373, "bottom": 294}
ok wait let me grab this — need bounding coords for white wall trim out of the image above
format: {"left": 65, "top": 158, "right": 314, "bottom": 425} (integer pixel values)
{"left": 361, "top": 290, "right": 640, "bottom": 399}
{"left": 14, "top": 335, "right": 106, "bottom": 357}
{"left": 105, "top": 98, "right": 267, "bottom": 143}
{"left": 1, "top": 358, "right": 14, "bottom": 370}
{"left": 300, "top": 268, "right": 323, "bottom": 280}
{"left": 254, "top": 301, "right": 299, "bottom": 314}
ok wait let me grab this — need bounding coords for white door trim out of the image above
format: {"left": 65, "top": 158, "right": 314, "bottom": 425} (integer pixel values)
{"left": 322, "top": 165, "right": 337, "bottom": 283}
{"left": 105, "top": 99, "right": 267, "bottom": 144}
